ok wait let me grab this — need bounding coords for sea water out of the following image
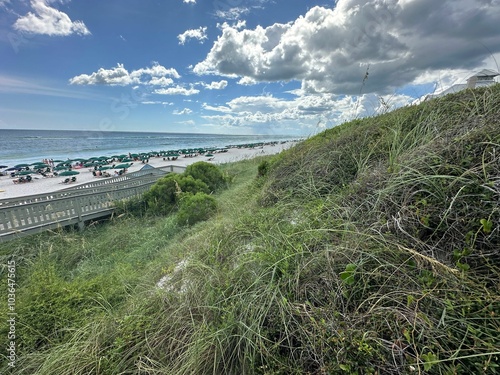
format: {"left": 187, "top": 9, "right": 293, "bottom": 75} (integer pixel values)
{"left": 0, "top": 129, "right": 296, "bottom": 167}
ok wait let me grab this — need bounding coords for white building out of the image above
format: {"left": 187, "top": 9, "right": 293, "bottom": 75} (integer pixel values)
{"left": 427, "top": 69, "right": 499, "bottom": 99}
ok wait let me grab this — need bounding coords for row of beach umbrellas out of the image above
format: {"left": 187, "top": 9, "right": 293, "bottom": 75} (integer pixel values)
{"left": 1, "top": 145, "right": 232, "bottom": 175}
{"left": 1, "top": 158, "right": 133, "bottom": 178}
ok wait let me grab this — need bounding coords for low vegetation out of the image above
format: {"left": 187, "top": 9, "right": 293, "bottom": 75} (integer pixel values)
{"left": 1, "top": 85, "right": 499, "bottom": 374}
{"left": 176, "top": 192, "right": 218, "bottom": 226}
{"left": 119, "top": 161, "right": 226, "bottom": 218}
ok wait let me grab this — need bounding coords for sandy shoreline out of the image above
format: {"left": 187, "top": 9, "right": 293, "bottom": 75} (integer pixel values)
{"left": 0, "top": 141, "right": 296, "bottom": 200}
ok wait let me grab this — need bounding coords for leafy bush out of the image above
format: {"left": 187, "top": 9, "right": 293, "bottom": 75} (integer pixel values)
{"left": 140, "top": 163, "right": 227, "bottom": 216}
{"left": 177, "top": 175, "right": 211, "bottom": 195}
{"left": 185, "top": 161, "right": 226, "bottom": 192}
{"left": 176, "top": 192, "right": 218, "bottom": 226}
{"left": 143, "top": 174, "right": 209, "bottom": 215}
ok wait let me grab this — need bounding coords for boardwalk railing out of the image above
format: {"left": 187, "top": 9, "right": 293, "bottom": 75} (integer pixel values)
{"left": 0, "top": 165, "right": 185, "bottom": 242}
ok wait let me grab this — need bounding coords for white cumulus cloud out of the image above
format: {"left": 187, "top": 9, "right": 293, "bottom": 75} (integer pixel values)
{"left": 202, "top": 80, "right": 228, "bottom": 90}
{"left": 69, "top": 64, "right": 136, "bottom": 86}
{"left": 69, "top": 63, "right": 180, "bottom": 86}
{"left": 14, "top": 0, "right": 90, "bottom": 36}
{"left": 131, "top": 64, "right": 181, "bottom": 79}
{"left": 154, "top": 86, "right": 200, "bottom": 96}
{"left": 178, "top": 26, "right": 208, "bottom": 45}
{"left": 194, "top": 0, "right": 500, "bottom": 95}
{"left": 147, "top": 77, "right": 175, "bottom": 87}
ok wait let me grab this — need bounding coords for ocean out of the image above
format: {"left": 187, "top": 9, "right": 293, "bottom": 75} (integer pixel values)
{"left": 0, "top": 129, "right": 297, "bottom": 167}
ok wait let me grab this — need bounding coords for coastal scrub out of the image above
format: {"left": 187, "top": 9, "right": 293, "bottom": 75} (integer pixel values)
{"left": 1, "top": 85, "right": 499, "bottom": 374}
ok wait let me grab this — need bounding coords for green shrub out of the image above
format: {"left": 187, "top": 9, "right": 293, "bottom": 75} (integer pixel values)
{"left": 144, "top": 174, "right": 209, "bottom": 215}
{"left": 176, "top": 192, "right": 217, "bottom": 226}
{"left": 257, "top": 160, "right": 270, "bottom": 177}
{"left": 185, "top": 161, "right": 226, "bottom": 192}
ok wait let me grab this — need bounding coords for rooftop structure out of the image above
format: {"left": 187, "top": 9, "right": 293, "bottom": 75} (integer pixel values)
{"left": 427, "top": 69, "right": 499, "bottom": 99}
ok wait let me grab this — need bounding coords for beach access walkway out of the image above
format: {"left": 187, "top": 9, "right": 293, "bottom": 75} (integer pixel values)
{"left": 0, "top": 165, "right": 185, "bottom": 242}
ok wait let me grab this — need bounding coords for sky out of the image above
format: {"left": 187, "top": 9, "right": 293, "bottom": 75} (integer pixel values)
{"left": 1, "top": 0, "right": 500, "bottom": 136}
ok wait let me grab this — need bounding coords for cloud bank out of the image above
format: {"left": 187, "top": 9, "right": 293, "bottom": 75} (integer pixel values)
{"left": 194, "top": 0, "right": 500, "bottom": 95}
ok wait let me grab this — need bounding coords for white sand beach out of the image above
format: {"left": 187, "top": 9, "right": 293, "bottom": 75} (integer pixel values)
{"left": 0, "top": 141, "right": 296, "bottom": 200}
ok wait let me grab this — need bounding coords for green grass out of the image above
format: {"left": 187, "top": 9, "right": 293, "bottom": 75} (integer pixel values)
{"left": 1, "top": 86, "right": 499, "bottom": 374}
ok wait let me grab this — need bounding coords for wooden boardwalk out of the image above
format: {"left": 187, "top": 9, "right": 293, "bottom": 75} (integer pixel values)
{"left": 0, "top": 165, "right": 185, "bottom": 242}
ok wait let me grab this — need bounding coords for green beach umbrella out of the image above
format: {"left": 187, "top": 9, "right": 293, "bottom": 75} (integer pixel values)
{"left": 97, "top": 165, "right": 113, "bottom": 170}
{"left": 205, "top": 154, "right": 214, "bottom": 157}
{"left": 114, "top": 163, "right": 132, "bottom": 169}
{"left": 14, "top": 163, "right": 30, "bottom": 168}
{"left": 16, "top": 170, "right": 34, "bottom": 175}
{"left": 59, "top": 170, "right": 80, "bottom": 176}
{"left": 84, "top": 160, "right": 106, "bottom": 167}
{"left": 53, "top": 165, "right": 68, "bottom": 171}
{"left": 31, "top": 163, "right": 50, "bottom": 168}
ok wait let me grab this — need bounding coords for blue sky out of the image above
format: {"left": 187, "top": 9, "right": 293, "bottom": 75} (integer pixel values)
{"left": 1, "top": 0, "right": 499, "bottom": 136}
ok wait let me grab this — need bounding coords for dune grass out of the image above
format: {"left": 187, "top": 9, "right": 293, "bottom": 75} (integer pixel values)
{"left": 1, "top": 85, "right": 500, "bottom": 374}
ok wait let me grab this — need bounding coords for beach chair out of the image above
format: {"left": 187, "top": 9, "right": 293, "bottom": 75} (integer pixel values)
{"left": 71, "top": 176, "right": 77, "bottom": 182}
{"left": 62, "top": 178, "right": 70, "bottom": 184}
